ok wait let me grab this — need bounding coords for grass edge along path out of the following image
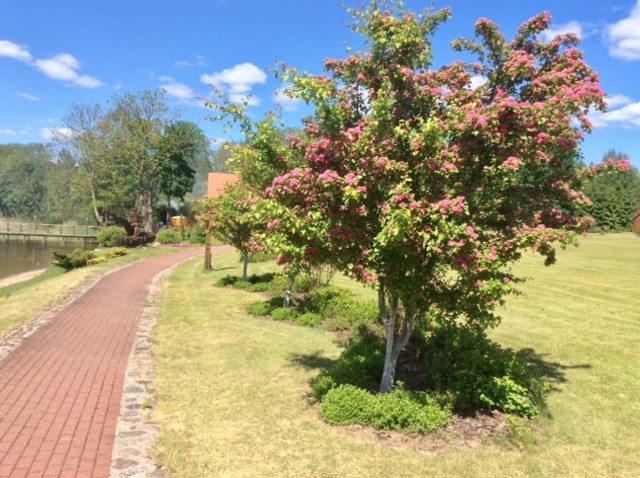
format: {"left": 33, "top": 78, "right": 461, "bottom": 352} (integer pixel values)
{"left": 0, "top": 245, "right": 194, "bottom": 343}
{"left": 153, "top": 235, "right": 640, "bottom": 478}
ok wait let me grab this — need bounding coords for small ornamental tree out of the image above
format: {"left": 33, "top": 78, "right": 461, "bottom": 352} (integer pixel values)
{"left": 194, "top": 182, "right": 265, "bottom": 281}
{"left": 205, "top": 95, "right": 310, "bottom": 305}
{"left": 268, "top": 1, "right": 607, "bottom": 393}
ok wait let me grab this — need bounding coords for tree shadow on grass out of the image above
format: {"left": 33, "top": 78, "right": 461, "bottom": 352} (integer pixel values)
{"left": 516, "top": 347, "right": 592, "bottom": 392}
{"left": 287, "top": 351, "right": 338, "bottom": 372}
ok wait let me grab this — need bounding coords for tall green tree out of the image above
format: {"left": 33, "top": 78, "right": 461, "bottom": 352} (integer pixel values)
{"left": 583, "top": 151, "right": 640, "bottom": 231}
{"left": 0, "top": 144, "right": 52, "bottom": 220}
{"left": 156, "top": 122, "right": 198, "bottom": 224}
{"left": 106, "top": 89, "right": 174, "bottom": 233}
{"left": 57, "top": 103, "right": 114, "bottom": 225}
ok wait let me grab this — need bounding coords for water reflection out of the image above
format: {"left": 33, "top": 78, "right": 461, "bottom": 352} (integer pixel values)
{"left": 0, "top": 239, "right": 94, "bottom": 280}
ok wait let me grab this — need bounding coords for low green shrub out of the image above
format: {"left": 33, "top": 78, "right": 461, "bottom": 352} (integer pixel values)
{"left": 111, "top": 247, "right": 128, "bottom": 257}
{"left": 97, "top": 226, "right": 126, "bottom": 247}
{"left": 324, "top": 298, "right": 380, "bottom": 331}
{"left": 423, "top": 323, "right": 546, "bottom": 418}
{"left": 87, "top": 256, "right": 108, "bottom": 265}
{"left": 247, "top": 301, "right": 274, "bottom": 316}
{"left": 297, "top": 312, "right": 323, "bottom": 328}
{"left": 248, "top": 272, "right": 276, "bottom": 284}
{"left": 52, "top": 249, "right": 97, "bottom": 271}
{"left": 271, "top": 307, "right": 299, "bottom": 321}
{"left": 233, "top": 280, "right": 253, "bottom": 290}
{"left": 188, "top": 223, "right": 206, "bottom": 245}
{"left": 319, "top": 385, "right": 375, "bottom": 425}
{"left": 156, "top": 229, "right": 182, "bottom": 244}
{"left": 319, "top": 384, "right": 452, "bottom": 434}
{"left": 370, "top": 385, "right": 452, "bottom": 433}
{"left": 251, "top": 282, "right": 270, "bottom": 292}
{"left": 307, "top": 286, "right": 352, "bottom": 315}
{"left": 311, "top": 328, "right": 385, "bottom": 399}
{"left": 216, "top": 275, "right": 239, "bottom": 287}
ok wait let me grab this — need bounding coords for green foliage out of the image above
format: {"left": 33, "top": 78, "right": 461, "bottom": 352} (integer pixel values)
{"left": 216, "top": 275, "right": 239, "bottom": 287}
{"left": 296, "top": 312, "right": 323, "bottom": 327}
{"left": 233, "top": 280, "right": 253, "bottom": 290}
{"left": 52, "top": 249, "right": 97, "bottom": 271}
{"left": 319, "top": 384, "right": 452, "bottom": 434}
{"left": 87, "top": 256, "right": 108, "bottom": 265}
{"left": 111, "top": 247, "right": 129, "bottom": 257}
{"left": 319, "top": 385, "right": 375, "bottom": 425}
{"left": 251, "top": 282, "right": 270, "bottom": 292}
{"left": 97, "top": 226, "right": 127, "bottom": 247}
{"left": 248, "top": 272, "right": 276, "bottom": 284}
{"left": 247, "top": 301, "right": 275, "bottom": 316}
{"left": 311, "top": 329, "right": 385, "bottom": 399}
{"left": 302, "top": 286, "right": 380, "bottom": 330}
{"left": 156, "top": 229, "right": 182, "bottom": 244}
{"left": 423, "top": 323, "right": 546, "bottom": 417}
{"left": 271, "top": 307, "right": 299, "bottom": 321}
{"left": 324, "top": 297, "right": 380, "bottom": 331}
{"left": 188, "top": 223, "right": 207, "bottom": 245}
{"left": 583, "top": 155, "right": 640, "bottom": 232}
{"left": 306, "top": 286, "right": 353, "bottom": 316}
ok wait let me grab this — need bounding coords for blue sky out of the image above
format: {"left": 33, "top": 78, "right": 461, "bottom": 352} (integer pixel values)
{"left": 1, "top": 0, "right": 639, "bottom": 168}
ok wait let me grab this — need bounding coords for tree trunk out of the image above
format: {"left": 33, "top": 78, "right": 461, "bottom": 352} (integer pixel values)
{"left": 242, "top": 251, "right": 250, "bottom": 281}
{"left": 89, "top": 182, "right": 102, "bottom": 226}
{"left": 283, "top": 273, "right": 296, "bottom": 308}
{"left": 140, "top": 191, "right": 154, "bottom": 233}
{"left": 166, "top": 194, "right": 172, "bottom": 227}
{"left": 378, "top": 286, "right": 413, "bottom": 393}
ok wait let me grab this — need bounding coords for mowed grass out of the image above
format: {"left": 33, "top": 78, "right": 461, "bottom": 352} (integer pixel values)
{"left": 0, "top": 245, "right": 188, "bottom": 340}
{"left": 153, "top": 235, "right": 640, "bottom": 477}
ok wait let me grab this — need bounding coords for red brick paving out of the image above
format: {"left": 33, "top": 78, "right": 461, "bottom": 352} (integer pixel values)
{"left": 0, "top": 247, "right": 215, "bottom": 477}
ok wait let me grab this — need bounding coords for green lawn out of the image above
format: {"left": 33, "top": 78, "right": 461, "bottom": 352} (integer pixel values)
{"left": 152, "top": 234, "right": 640, "bottom": 477}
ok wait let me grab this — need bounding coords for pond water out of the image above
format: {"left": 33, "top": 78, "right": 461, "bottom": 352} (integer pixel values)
{"left": 0, "top": 239, "right": 94, "bottom": 281}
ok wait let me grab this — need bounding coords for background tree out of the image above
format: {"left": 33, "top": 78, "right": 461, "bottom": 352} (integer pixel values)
{"left": 0, "top": 144, "right": 51, "bottom": 220}
{"left": 156, "top": 121, "right": 199, "bottom": 225}
{"left": 56, "top": 103, "right": 113, "bottom": 225}
{"left": 106, "top": 89, "right": 174, "bottom": 233}
{"left": 268, "top": 1, "right": 606, "bottom": 392}
{"left": 194, "top": 182, "right": 265, "bottom": 281}
{"left": 583, "top": 150, "right": 640, "bottom": 232}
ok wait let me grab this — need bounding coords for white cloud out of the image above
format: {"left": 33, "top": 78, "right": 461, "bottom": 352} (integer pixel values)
{"left": 41, "top": 127, "right": 75, "bottom": 141}
{"left": 34, "top": 53, "right": 102, "bottom": 88}
{"left": 606, "top": 0, "right": 640, "bottom": 61}
{"left": 606, "top": 94, "right": 633, "bottom": 108}
{"left": 201, "top": 62, "right": 267, "bottom": 105}
{"left": 18, "top": 92, "right": 40, "bottom": 101}
{"left": 161, "top": 81, "right": 195, "bottom": 101}
{"left": 114, "top": 82, "right": 122, "bottom": 90}
{"left": 272, "top": 89, "right": 302, "bottom": 112}
{"left": 34, "top": 55, "right": 80, "bottom": 81}
{"left": 0, "top": 40, "right": 33, "bottom": 62}
{"left": 33, "top": 118, "right": 55, "bottom": 124}
{"left": 75, "top": 75, "right": 102, "bottom": 88}
{"left": 175, "top": 54, "right": 207, "bottom": 68}
{"left": 1, "top": 40, "right": 103, "bottom": 88}
{"left": 589, "top": 97, "right": 640, "bottom": 128}
{"left": 0, "top": 129, "right": 18, "bottom": 136}
{"left": 541, "top": 21, "right": 584, "bottom": 42}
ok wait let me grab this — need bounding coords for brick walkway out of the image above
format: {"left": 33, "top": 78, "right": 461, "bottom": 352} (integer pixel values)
{"left": 0, "top": 248, "right": 208, "bottom": 478}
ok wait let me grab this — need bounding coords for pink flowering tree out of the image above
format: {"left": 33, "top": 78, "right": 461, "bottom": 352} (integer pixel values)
{"left": 268, "top": 1, "right": 606, "bottom": 392}
{"left": 194, "top": 181, "right": 265, "bottom": 281}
